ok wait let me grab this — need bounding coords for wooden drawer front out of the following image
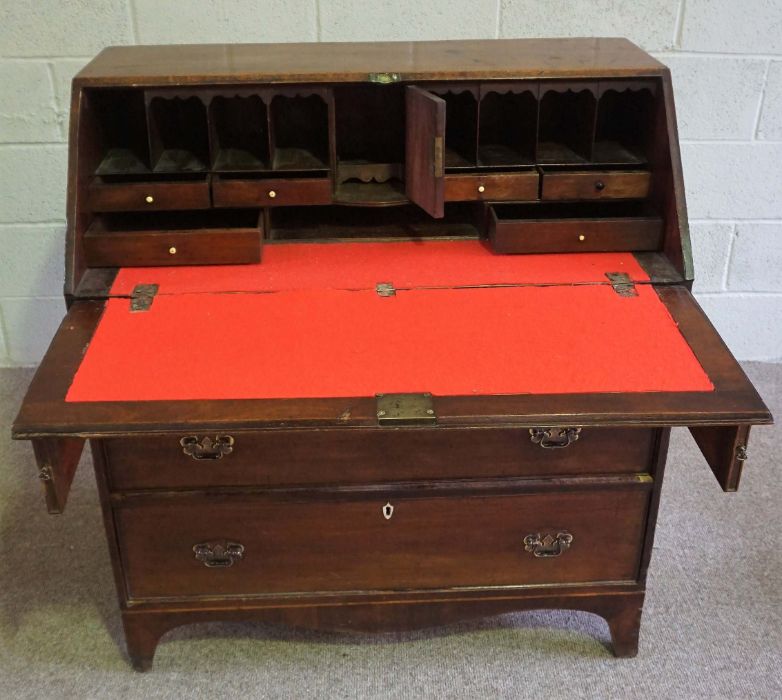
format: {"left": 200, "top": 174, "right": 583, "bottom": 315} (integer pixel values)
{"left": 541, "top": 170, "right": 650, "bottom": 201}
{"left": 88, "top": 180, "right": 211, "bottom": 212}
{"left": 117, "top": 487, "right": 650, "bottom": 599}
{"left": 83, "top": 211, "right": 262, "bottom": 267}
{"left": 489, "top": 205, "right": 662, "bottom": 255}
{"left": 212, "top": 177, "right": 332, "bottom": 207}
{"left": 444, "top": 172, "right": 539, "bottom": 202}
{"left": 103, "top": 427, "right": 656, "bottom": 491}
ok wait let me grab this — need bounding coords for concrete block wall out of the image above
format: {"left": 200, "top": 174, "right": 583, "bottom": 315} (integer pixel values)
{"left": 1, "top": 1, "right": 780, "bottom": 365}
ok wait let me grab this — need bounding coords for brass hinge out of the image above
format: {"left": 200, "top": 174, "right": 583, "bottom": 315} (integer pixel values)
{"left": 130, "top": 283, "right": 159, "bottom": 312}
{"left": 605, "top": 272, "right": 638, "bottom": 297}
{"left": 376, "top": 282, "right": 396, "bottom": 297}
{"left": 368, "top": 72, "right": 401, "bottom": 84}
{"left": 376, "top": 393, "right": 436, "bottom": 426}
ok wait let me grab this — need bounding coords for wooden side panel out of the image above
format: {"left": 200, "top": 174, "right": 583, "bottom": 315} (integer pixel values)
{"left": 405, "top": 86, "right": 445, "bottom": 218}
{"left": 689, "top": 424, "right": 751, "bottom": 492}
{"left": 31, "top": 437, "right": 86, "bottom": 513}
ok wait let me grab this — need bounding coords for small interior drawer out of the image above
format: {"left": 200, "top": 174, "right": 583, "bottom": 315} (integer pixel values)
{"left": 84, "top": 210, "right": 262, "bottom": 266}
{"left": 540, "top": 168, "right": 651, "bottom": 200}
{"left": 444, "top": 172, "right": 539, "bottom": 202}
{"left": 116, "top": 485, "right": 650, "bottom": 600}
{"left": 87, "top": 178, "right": 211, "bottom": 212}
{"left": 212, "top": 176, "right": 332, "bottom": 208}
{"left": 488, "top": 202, "right": 663, "bottom": 254}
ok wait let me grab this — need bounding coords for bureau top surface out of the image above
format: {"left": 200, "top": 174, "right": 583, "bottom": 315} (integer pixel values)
{"left": 75, "top": 38, "right": 666, "bottom": 87}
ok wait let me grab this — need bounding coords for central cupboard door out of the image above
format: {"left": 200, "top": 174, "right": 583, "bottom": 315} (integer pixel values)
{"left": 405, "top": 86, "right": 446, "bottom": 217}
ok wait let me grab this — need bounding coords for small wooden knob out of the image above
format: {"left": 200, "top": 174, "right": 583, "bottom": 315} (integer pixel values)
{"left": 168, "top": 246, "right": 177, "bottom": 255}
{"left": 477, "top": 185, "right": 486, "bottom": 193}
{"left": 268, "top": 190, "right": 277, "bottom": 198}
{"left": 594, "top": 181, "right": 605, "bottom": 191}
{"left": 145, "top": 195, "right": 154, "bottom": 204}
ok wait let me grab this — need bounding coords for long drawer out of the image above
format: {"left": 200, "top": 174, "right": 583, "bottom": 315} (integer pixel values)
{"left": 116, "top": 485, "right": 651, "bottom": 600}
{"left": 103, "top": 427, "right": 657, "bottom": 490}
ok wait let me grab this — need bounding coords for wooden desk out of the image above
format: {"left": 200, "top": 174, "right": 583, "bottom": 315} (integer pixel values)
{"left": 12, "top": 38, "right": 771, "bottom": 670}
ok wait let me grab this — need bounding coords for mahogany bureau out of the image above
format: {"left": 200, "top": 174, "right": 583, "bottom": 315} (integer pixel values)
{"left": 11, "top": 38, "right": 772, "bottom": 670}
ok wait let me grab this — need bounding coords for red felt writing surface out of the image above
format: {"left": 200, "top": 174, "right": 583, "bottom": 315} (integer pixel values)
{"left": 111, "top": 242, "right": 649, "bottom": 296}
{"left": 66, "top": 284, "right": 713, "bottom": 403}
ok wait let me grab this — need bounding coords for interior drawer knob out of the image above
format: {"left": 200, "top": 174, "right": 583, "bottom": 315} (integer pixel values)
{"left": 529, "top": 427, "right": 581, "bottom": 449}
{"left": 594, "top": 180, "right": 605, "bottom": 191}
{"left": 268, "top": 190, "right": 277, "bottom": 198}
{"left": 180, "top": 435, "right": 235, "bottom": 460}
{"left": 523, "top": 532, "right": 573, "bottom": 558}
{"left": 477, "top": 184, "right": 486, "bottom": 193}
{"left": 193, "top": 540, "right": 244, "bottom": 568}
{"left": 145, "top": 195, "right": 154, "bottom": 203}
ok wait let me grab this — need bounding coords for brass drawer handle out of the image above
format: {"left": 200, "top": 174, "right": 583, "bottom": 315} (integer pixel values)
{"left": 180, "top": 435, "right": 235, "bottom": 460}
{"left": 193, "top": 541, "right": 244, "bottom": 568}
{"left": 529, "top": 427, "right": 581, "bottom": 449}
{"left": 524, "top": 532, "right": 573, "bottom": 558}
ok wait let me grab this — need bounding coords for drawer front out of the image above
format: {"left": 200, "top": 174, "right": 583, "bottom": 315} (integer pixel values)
{"left": 489, "top": 213, "right": 663, "bottom": 255}
{"left": 84, "top": 228, "right": 262, "bottom": 267}
{"left": 212, "top": 177, "right": 332, "bottom": 207}
{"left": 541, "top": 170, "right": 650, "bottom": 201}
{"left": 444, "top": 172, "right": 539, "bottom": 202}
{"left": 103, "top": 427, "right": 656, "bottom": 491}
{"left": 117, "top": 487, "right": 650, "bottom": 599}
{"left": 88, "top": 180, "right": 211, "bottom": 212}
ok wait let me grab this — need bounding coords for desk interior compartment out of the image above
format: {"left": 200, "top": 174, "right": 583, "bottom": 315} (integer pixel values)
{"left": 478, "top": 82, "right": 538, "bottom": 167}
{"left": 593, "top": 80, "right": 657, "bottom": 165}
{"left": 84, "top": 209, "right": 262, "bottom": 266}
{"left": 268, "top": 203, "right": 481, "bottom": 241}
{"left": 209, "top": 94, "right": 270, "bottom": 171}
{"left": 537, "top": 82, "right": 597, "bottom": 164}
{"left": 146, "top": 92, "right": 210, "bottom": 173}
{"left": 334, "top": 85, "right": 406, "bottom": 205}
{"left": 270, "top": 90, "right": 331, "bottom": 171}
{"left": 488, "top": 201, "right": 662, "bottom": 254}
{"left": 427, "top": 84, "right": 479, "bottom": 170}
{"left": 88, "top": 89, "right": 151, "bottom": 176}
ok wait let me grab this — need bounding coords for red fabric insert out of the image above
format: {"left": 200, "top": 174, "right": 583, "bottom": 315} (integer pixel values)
{"left": 111, "top": 242, "right": 649, "bottom": 295}
{"left": 67, "top": 284, "right": 713, "bottom": 402}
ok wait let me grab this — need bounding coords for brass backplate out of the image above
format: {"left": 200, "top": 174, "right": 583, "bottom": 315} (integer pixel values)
{"left": 376, "top": 393, "right": 436, "bottom": 426}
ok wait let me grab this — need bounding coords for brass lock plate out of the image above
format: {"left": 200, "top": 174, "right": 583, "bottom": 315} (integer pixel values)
{"left": 376, "top": 393, "right": 436, "bottom": 426}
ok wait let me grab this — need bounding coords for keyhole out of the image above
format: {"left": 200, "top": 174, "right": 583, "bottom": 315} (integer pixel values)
{"left": 382, "top": 502, "right": 394, "bottom": 520}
